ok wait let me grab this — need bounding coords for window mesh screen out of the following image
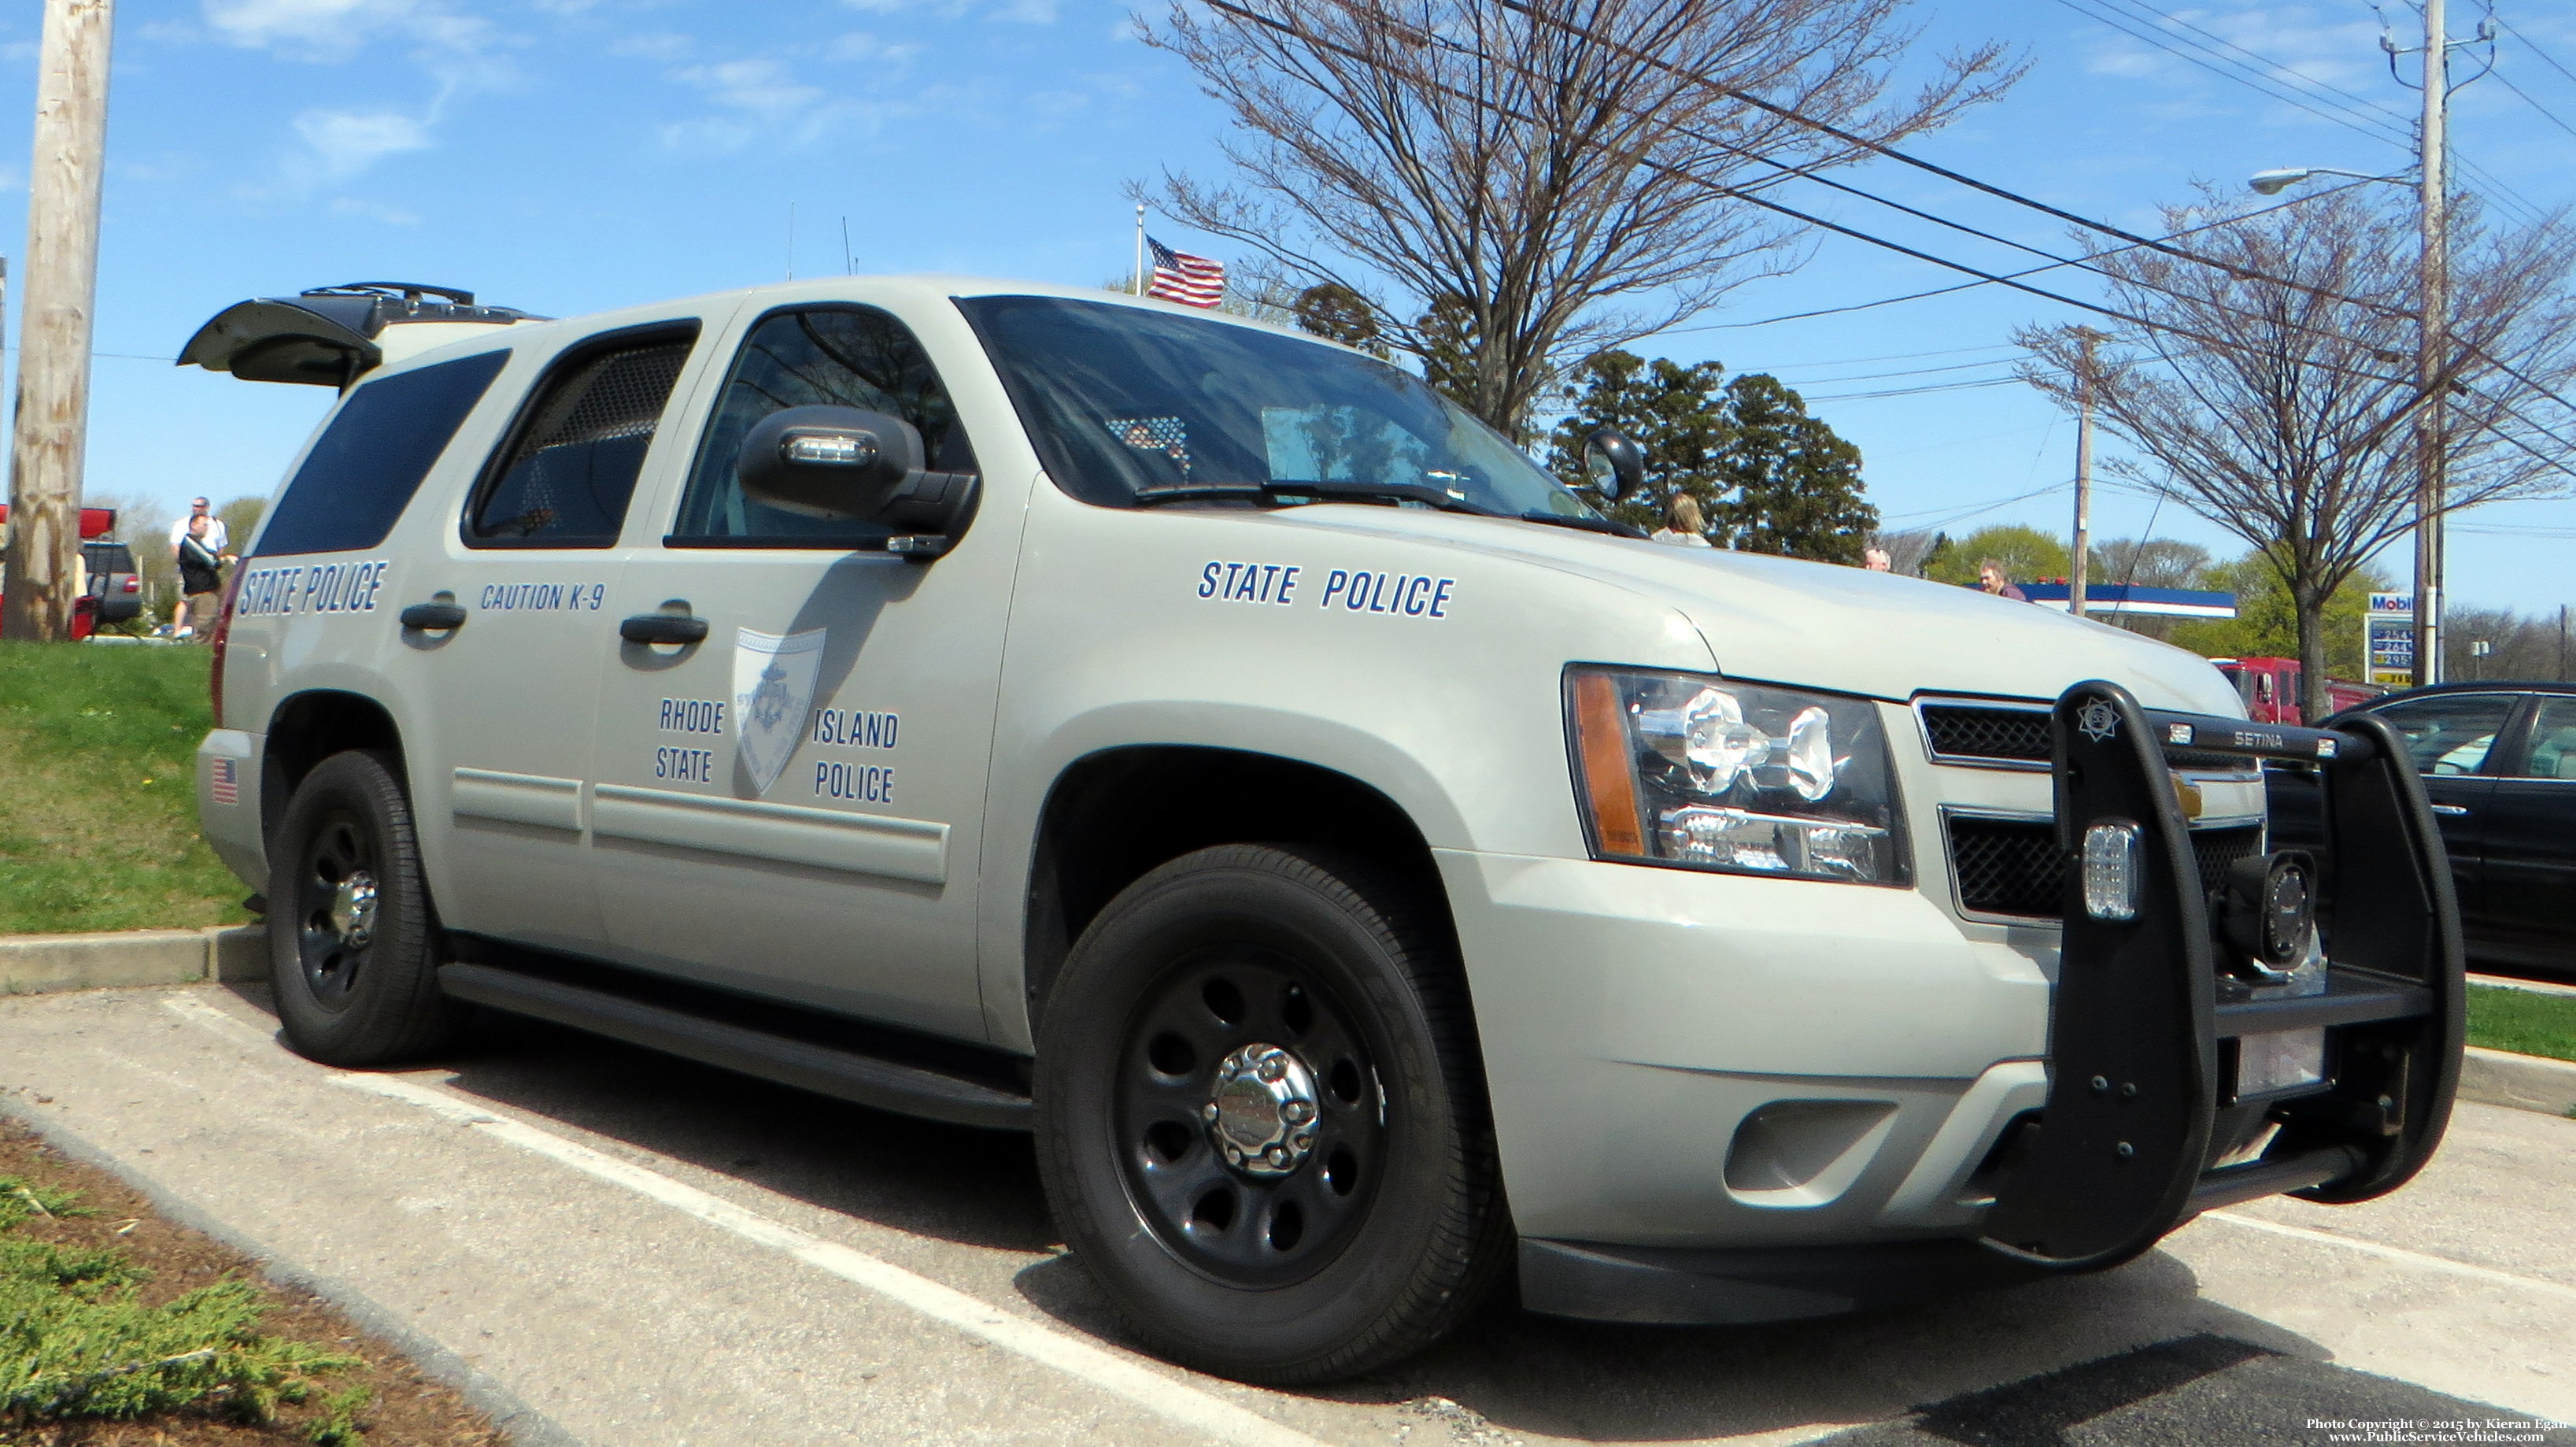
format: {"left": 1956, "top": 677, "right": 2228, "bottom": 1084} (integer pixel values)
{"left": 471, "top": 339, "right": 689, "bottom": 545}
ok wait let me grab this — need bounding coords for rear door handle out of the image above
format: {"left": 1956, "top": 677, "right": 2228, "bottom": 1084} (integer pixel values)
{"left": 2430, "top": 803, "right": 2471, "bottom": 816}
{"left": 619, "top": 613, "right": 709, "bottom": 646}
{"left": 399, "top": 601, "right": 467, "bottom": 631}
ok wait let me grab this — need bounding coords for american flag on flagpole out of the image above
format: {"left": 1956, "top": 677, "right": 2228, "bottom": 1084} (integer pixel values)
{"left": 1147, "top": 238, "right": 1225, "bottom": 308}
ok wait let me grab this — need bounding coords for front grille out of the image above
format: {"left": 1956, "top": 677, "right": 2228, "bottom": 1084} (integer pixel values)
{"left": 1946, "top": 816, "right": 2267, "bottom": 920}
{"left": 1948, "top": 815, "right": 2062, "bottom": 917}
{"left": 1921, "top": 703, "right": 2052, "bottom": 765}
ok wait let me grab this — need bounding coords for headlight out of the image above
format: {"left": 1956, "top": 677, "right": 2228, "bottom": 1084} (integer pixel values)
{"left": 1565, "top": 667, "right": 1909, "bottom": 885}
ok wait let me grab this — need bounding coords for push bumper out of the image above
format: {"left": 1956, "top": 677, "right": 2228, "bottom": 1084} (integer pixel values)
{"left": 1491, "top": 680, "right": 2462, "bottom": 1324}
{"left": 1978, "top": 681, "right": 2463, "bottom": 1268}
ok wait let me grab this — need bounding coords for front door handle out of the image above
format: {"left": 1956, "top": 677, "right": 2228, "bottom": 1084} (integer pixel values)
{"left": 399, "top": 601, "right": 467, "bottom": 631}
{"left": 619, "top": 613, "right": 709, "bottom": 646}
{"left": 2430, "top": 803, "right": 2471, "bottom": 816}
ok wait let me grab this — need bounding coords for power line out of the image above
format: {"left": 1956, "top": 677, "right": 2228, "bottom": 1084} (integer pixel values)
{"left": 2490, "top": 68, "right": 2576, "bottom": 139}
{"left": 2048, "top": 0, "right": 2413, "bottom": 147}
{"left": 2496, "top": 15, "right": 2576, "bottom": 90}
{"left": 1675, "top": 177, "right": 2385, "bottom": 333}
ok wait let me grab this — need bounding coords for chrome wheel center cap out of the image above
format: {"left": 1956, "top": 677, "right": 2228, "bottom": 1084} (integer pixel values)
{"left": 330, "top": 872, "right": 379, "bottom": 949}
{"left": 1202, "top": 1043, "right": 1319, "bottom": 1178}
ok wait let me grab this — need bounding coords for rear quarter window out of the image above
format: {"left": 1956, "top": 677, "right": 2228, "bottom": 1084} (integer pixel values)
{"left": 253, "top": 349, "right": 512, "bottom": 557}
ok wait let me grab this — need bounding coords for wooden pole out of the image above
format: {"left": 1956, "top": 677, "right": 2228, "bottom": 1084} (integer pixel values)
{"left": 0, "top": 0, "right": 114, "bottom": 644}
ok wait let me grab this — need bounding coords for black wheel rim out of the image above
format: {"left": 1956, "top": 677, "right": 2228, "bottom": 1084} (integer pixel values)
{"left": 1114, "top": 945, "right": 1385, "bottom": 1288}
{"left": 295, "top": 808, "right": 380, "bottom": 1010}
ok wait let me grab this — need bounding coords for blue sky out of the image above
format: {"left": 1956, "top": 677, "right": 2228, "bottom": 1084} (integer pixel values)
{"left": 4, "top": 0, "right": 2572, "bottom": 615}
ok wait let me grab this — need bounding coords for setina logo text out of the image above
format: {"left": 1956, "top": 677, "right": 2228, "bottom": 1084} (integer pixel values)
{"left": 232, "top": 560, "right": 390, "bottom": 619}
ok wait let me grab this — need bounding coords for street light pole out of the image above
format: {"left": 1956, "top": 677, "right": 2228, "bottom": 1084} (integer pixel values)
{"left": 2069, "top": 328, "right": 2097, "bottom": 620}
{"left": 2412, "top": 0, "right": 2449, "bottom": 688}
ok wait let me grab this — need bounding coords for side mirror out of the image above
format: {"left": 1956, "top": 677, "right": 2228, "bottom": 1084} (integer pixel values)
{"left": 738, "top": 405, "right": 980, "bottom": 548}
{"left": 1581, "top": 427, "right": 1646, "bottom": 501}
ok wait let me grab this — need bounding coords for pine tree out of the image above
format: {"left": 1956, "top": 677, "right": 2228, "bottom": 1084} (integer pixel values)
{"left": 1544, "top": 350, "right": 1731, "bottom": 534}
{"left": 1547, "top": 353, "right": 1874, "bottom": 557}
{"left": 1713, "top": 374, "right": 1877, "bottom": 564}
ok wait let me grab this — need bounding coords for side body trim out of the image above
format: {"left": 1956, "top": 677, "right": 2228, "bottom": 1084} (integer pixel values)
{"left": 589, "top": 783, "right": 948, "bottom": 884}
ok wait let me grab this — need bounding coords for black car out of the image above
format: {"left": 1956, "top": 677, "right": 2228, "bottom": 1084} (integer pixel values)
{"left": 2270, "top": 682, "right": 2576, "bottom": 981}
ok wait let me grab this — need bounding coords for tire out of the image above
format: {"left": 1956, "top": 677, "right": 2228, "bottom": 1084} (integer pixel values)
{"left": 268, "top": 749, "right": 467, "bottom": 1066}
{"left": 1034, "top": 844, "right": 1510, "bottom": 1385}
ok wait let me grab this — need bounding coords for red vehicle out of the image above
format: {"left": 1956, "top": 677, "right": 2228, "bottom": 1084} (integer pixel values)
{"left": 2213, "top": 656, "right": 2385, "bottom": 724}
{"left": 0, "top": 505, "right": 123, "bottom": 640}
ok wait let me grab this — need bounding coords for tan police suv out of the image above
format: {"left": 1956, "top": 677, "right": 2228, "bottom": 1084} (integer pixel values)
{"left": 187, "top": 278, "right": 2465, "bottom": 1384}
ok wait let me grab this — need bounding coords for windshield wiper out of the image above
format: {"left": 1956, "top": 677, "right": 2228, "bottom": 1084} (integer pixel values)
{"left": 1130, "top": 484, "right": 1275, "bottom": 506}
{"left": 1515, "top": 510, "right": 1647, "bottom": 539}
{"left": 1131, "top": 479, "right": 1504, "bottom": 516}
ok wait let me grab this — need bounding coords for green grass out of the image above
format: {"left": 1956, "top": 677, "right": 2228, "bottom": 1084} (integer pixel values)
{"left": 0, "top": 642, "right": 253, "bottom": 934}
{"left": 2465, "top": 983, "right": 2576, "bottom": 1064}
{"left": 0, "top": 1175, "right": 363, "bottom": 1433}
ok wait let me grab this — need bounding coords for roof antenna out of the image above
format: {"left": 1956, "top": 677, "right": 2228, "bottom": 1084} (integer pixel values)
{"left": 841, "top": 215, "right": 852, "bottom": 275}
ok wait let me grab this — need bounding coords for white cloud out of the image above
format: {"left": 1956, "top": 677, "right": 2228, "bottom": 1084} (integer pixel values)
{"left": 294, "top": 107, "right": 432, "bottom": 179}
{"left": 829, "top": 31, "right": 923, "bottom": 65}
{"left": 612, "top": 31, "right": 696, "bottom": 62}
{"left": 672, "top": 58, "right": 825, "bottom": 120}
{"left": 203, "top": 0, "right": 491, "bottom": 61}
{"left": 331, "top": 196, "right": 420, "bottom": 224}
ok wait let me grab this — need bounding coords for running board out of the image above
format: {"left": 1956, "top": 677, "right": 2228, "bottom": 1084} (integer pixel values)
{"left": 437, "top": 961, "right": 1033, "bottom": 1132}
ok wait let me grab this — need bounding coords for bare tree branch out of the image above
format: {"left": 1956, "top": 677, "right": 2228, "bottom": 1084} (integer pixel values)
{"left": 1139, "top": 0, "right": 2018, "bottom": 435}
{"left": 2019, "top": 185, "right": 2576, "bottom": 717}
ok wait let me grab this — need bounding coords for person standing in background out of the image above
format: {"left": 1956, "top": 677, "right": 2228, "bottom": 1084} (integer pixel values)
{"left": 171, "top": 506, "right": 232, "bottom": 639}
{"left": 1650, "top": 493, "right": 1713, "bottom": 548}
{"left": 1863, "top": 546, "right": 1892, "bottom": 572}
{"left": 168, "top": 497, "right": 232, "bottom": 638}
{"left": 1976, "top": 559, "right": 2031, "bottom": 602}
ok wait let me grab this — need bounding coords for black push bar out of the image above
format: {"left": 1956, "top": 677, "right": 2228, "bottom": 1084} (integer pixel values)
{"left": 1979, "top": 680, "right": 2464, "bottom": 1271}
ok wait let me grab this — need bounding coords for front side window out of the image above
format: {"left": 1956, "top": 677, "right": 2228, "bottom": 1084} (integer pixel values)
{"left": 2375, "top": 693, "right": 2516, "bottom": 776}
{"left": 257, "top": 349, "right": 511, "bottom": 557}
{"left": 671, "top": 307, "right": 975, "bottom": 546}
{"left": 954, "top": 295, "right": 1600, "bottom": 524}
{"left": 2519, "top": 698, "right": 2576, "bottom": 779}
{"left": 467, "top": 325, "right": 697, "bottom": 548}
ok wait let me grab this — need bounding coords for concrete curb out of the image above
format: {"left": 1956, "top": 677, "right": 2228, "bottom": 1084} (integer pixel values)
{"left": 0, "top": 925, "right": 266, "bottom": 997}
{"left": 2460, "top": 1045, "right": 2576, "bottom": 1120}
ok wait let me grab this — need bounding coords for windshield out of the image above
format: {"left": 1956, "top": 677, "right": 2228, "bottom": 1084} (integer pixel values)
{"left": 955, "top": 295, "right": 1601, "bottom": 522}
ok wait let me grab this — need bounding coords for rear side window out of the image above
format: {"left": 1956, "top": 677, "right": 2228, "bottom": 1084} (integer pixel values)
{"left": 467, "top": 325, "right": 697, "bottom": 548}
{"left": 253, "top": 349, "right": 511, "bottom": 558}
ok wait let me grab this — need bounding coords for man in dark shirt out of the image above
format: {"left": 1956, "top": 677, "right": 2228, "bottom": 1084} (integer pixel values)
{"left": 1977, "top": 559, "right": 2031, "bottom": 602}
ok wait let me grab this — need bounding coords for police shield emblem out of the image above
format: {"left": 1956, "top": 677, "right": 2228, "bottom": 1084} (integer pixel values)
{"left": 733, "top": 627, "right": 826, "bottom": 796}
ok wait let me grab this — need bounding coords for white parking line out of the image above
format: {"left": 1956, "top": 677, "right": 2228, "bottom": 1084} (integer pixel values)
{"left": 2202, "top": 1209, "right": 2576, "bottom": 1305}
{"left": 159, "top": 995, "right": 1327, "bottom": 1447}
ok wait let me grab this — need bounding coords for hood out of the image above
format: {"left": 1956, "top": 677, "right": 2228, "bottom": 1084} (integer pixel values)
{"left": 1263, "top": 505, "right": 2248, "bottom": 715}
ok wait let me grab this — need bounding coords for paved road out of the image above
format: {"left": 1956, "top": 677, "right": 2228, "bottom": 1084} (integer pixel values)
{"left": 3, "top": 982, "right": 2570, "bottom": 1447}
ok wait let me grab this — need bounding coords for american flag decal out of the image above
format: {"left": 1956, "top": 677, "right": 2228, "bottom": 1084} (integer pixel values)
{"left": 1147, "top": 238, "right": 1225, "bottom": 309}
{"left": 209, "top": 757, "right": 238, "bottom": 805}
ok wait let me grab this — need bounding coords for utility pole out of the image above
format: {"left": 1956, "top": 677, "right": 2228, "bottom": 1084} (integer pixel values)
{"left": 2069, "top": 328, "right": 2097, "bottom": 620}
{"left": 2410, "top": 0, "right": 2449, "bottom": 689}
{"left": 0, "top": 0, "right": 114, "bottom": 644}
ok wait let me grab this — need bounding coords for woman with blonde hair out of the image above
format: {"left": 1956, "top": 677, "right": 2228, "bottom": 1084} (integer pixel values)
{"left": 1650, "top": 491, "right": 1712, "bottom": 548}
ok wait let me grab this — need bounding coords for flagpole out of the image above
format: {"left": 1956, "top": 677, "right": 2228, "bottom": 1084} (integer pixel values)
{"left": 1134, "top": 204, "right": 1145, "bottom": 297}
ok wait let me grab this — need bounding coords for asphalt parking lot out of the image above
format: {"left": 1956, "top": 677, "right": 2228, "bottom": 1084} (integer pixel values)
{"left": 4, "top": 982, "right": 2570, "bottom": 1447}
